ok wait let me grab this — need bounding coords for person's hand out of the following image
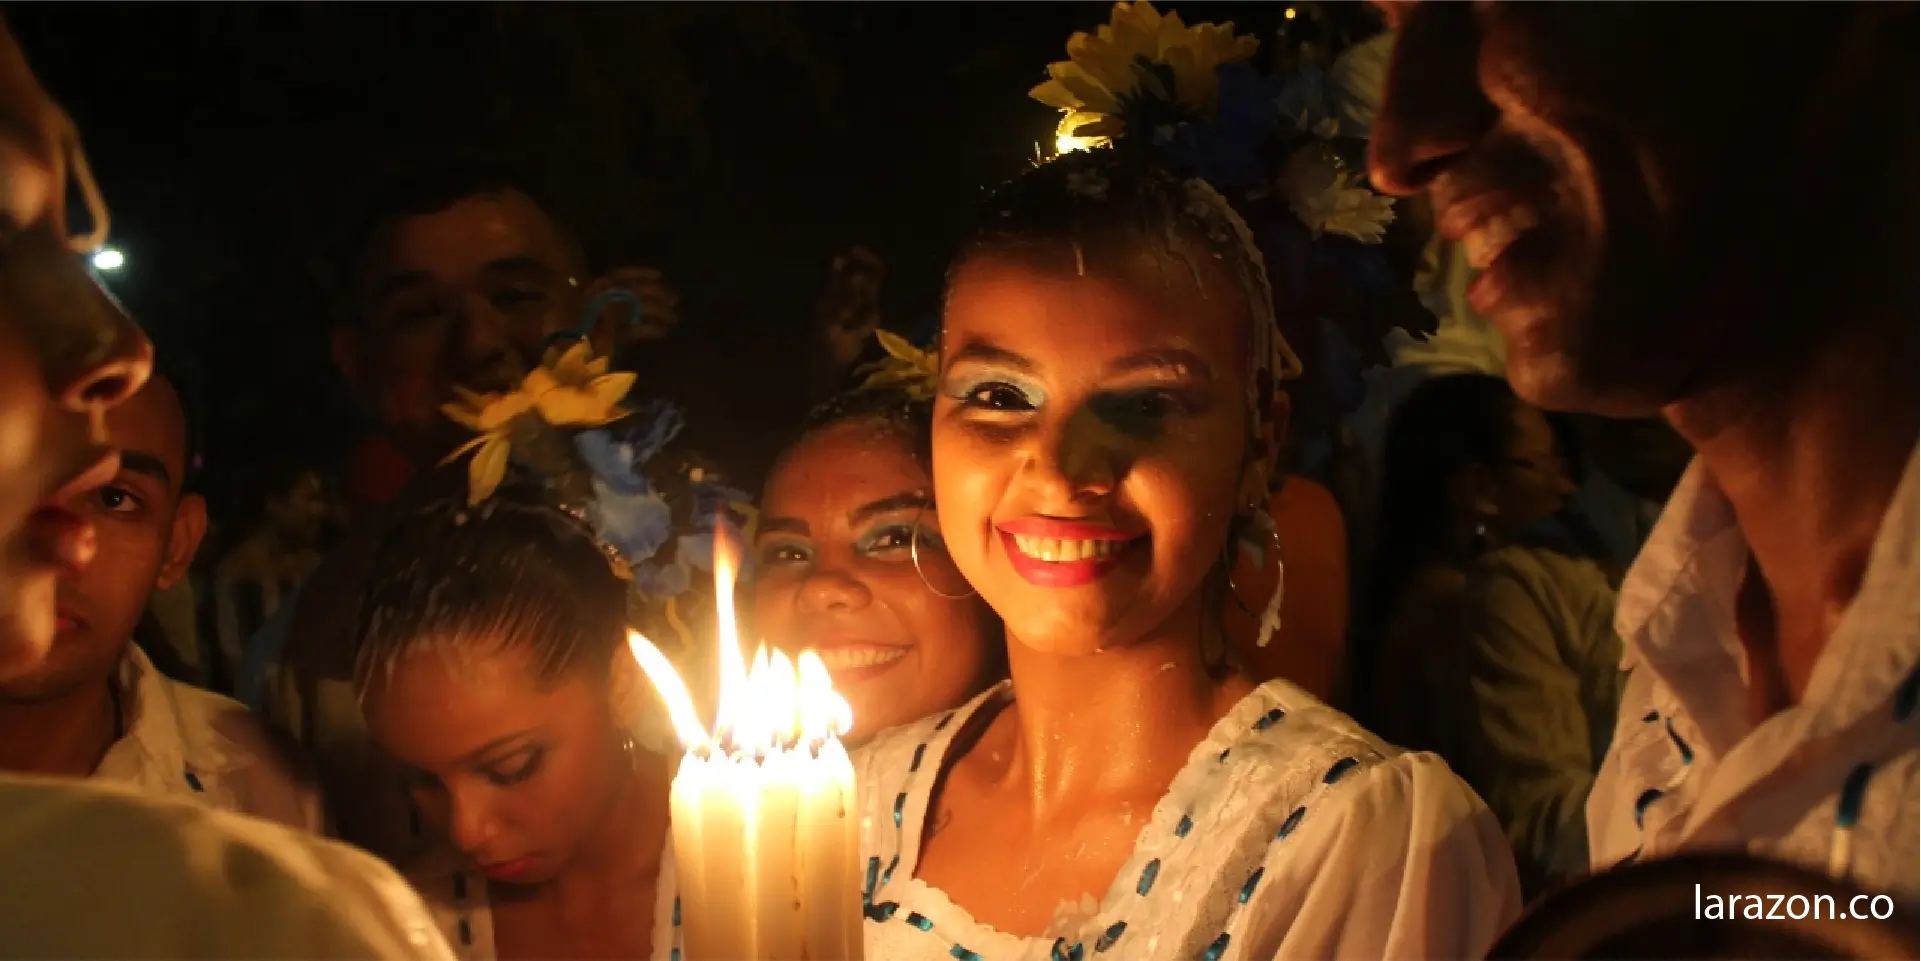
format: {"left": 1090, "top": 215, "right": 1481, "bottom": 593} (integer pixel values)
{"left": 585, "top": 266, "right": 682, "bottom": 353}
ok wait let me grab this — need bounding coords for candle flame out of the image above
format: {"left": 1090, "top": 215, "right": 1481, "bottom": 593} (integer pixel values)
{"left": 711, "top": 525, "right": 749, "bottom": 742}
{"left": 628, "top": 631, "right": 711, "bottom": 748}
{"left": 626, "top": 524, "right": 855, "bottom": 757}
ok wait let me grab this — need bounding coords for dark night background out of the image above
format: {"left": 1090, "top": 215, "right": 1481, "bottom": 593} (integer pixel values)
{"left": 12, "top": 1, "right": 1295, "bottom": 499}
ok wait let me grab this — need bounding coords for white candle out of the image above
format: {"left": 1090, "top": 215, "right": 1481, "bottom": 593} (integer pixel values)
{"left": 629, "top": 536, "right": 863, "bottom": 961}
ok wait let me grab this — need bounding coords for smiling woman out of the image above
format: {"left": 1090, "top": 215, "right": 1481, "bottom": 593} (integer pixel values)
{"left": 752, "top": 377, "right": 1004, "bottom": 744}
{"left": 352, "top": 474, "right": 678, "bottom": 961}
{"left": 848, "top": 11, "right": 1522, "bottom": 950}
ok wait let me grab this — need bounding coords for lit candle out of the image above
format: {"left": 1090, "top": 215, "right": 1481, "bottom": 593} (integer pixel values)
{"left": 629, "top": 535, "right": 863, "bottom": 961}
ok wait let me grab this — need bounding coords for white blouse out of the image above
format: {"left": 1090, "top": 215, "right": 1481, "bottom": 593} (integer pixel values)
{"left": 96, "top": 645, "right": 324, "bottom": 833}
{"left": 406, "top": 840, "right": 682, "bottom": 961}
{"left": 854, "top": 679, "right": 1522, "bottom": 961}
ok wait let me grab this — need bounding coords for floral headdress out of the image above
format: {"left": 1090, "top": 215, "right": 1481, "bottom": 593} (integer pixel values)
{"left": 851, "top": 329, "right": 940, "bottom": 401}
{"left": 439, "top": 300, "right": 755, "bottom": 671}
{"left": 1033, "top": 2, "right": 1436, "bottom": 434}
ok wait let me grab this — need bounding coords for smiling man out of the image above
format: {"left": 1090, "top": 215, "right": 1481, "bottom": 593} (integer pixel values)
{"left": 1370, "top": 2, "right": 1918, "bottom": 896}
{"left": 0, "top": 370, "right": 321, "bottom": 831}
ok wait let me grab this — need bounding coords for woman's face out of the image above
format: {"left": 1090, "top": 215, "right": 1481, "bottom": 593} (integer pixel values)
{"left": 363, "top": 644, "right": 630, "bottom": 886}
{"left": 1489, "top": 403, "right": 1576, "bottom": 536}
{"left": 753, "top": 418, "right": 999, "bottom": 741}
{"left": 932, "top": 248, "right": 1251, "bottom": 656}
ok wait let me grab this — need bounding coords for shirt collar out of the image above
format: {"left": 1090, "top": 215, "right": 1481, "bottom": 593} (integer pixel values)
{"left": 106, "top": 646, "right": 245, "bottom": 782}
{"left": 1617, "top": 447, "right": 1920, "bottom": 739}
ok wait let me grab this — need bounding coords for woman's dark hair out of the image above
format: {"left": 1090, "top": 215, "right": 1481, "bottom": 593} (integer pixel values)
{"left": 777, "top": 333, "right": 935, "bottom": 475}
{"left": 949, "top": 148, "right": 1273, "bottom": 348}
{"left": 1350, "top": 373, "right": 1529, "bottom": 712}
{"left": 353, "top": 471, "right": 628, "bottom": 694}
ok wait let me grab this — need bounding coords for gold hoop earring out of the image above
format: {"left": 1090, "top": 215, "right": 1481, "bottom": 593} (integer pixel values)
{"left": 910, "top": 502, "right": 976, "bottom": 600}
{"left": 1224, "top": 512, "right": 1286, "bottom": 649}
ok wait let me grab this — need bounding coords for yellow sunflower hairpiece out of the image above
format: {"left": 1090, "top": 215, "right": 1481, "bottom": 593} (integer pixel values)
{"left": 1031, "top": 1, "right": 1259, "bottom": 153}
{"left": 852, "top": 330, "right": 940, "bottom": 401}
{"left": 440, "top": 340, "right": 637, "bottom": 505}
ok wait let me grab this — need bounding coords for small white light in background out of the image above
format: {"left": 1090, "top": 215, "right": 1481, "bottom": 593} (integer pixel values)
{"left": 91, "top": 247, "right": 125, "bottom": 272}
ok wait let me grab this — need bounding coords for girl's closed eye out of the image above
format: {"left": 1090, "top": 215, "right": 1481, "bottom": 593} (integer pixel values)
{"left": 483, "top": 746, "right": 546, "bottom": 786}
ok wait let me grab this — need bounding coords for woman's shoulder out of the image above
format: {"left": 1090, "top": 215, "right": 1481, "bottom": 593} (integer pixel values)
{"left": 1189, "top": 679, "right": 1397, "bottom": 809}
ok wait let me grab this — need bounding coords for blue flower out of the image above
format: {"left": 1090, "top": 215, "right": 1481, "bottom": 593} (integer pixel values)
{"left": 1273, "top": 65, "right": 1332, "bottom": 136}
{"left": 632, "top": 560, "right": 691, "bottom": 599}
{"left": 586, "top": 478, "right": 675, "bottom": 565}
{"left": 1163, "top": 61, "right": 1283, "bottom": 190}
{"left": 573, "top": 400, "right": 685, "bottom": 496}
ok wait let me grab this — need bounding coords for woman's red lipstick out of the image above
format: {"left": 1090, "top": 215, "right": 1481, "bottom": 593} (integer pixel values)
{"left": 481, "top": 857, "right": 539, "bottom": 882}
{"left": 995, "top": 517, "right": 1141, "bottom": 588}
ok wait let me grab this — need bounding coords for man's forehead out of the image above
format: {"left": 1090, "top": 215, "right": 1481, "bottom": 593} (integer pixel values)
{"left": 103, "top": 375, "right": 187, "bottom": 483}
{"left": 371, "top": 190, "right": 575, "bottom": 287}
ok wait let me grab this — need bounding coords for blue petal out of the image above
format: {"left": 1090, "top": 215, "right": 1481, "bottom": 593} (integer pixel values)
{"left": 1273, "top": 65, "right": 1331, "bottom": 134}
{"left": 633, "top": 561, "right": 691, "bottom": 599}
{"left": 678, "top": 532, "right": 715, "bottom": 573}
{"left": 574, "top": 430, "right": 650, "bottom": 497}
{"left": 626, "top": 400, "right": 685, "bottom": 465}
{"left": 587, "top": 479, "right": 675, "bottom": 563}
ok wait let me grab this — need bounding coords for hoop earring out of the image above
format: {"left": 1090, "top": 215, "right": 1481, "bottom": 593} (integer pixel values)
{"left": 910, "top": 502, "right": 976, "bottom": 600}
{"left": 1224, "top": 513, "right": 1286, "bottom": 650}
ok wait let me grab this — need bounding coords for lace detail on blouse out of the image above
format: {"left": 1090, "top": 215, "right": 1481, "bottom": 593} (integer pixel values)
{"left": 853, "top": 679, "right": 1522, "bottom": 961}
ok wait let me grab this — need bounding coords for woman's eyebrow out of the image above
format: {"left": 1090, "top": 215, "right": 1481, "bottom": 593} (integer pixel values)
{"left": 846, "top": 491, "right": 931, "bottom": 528}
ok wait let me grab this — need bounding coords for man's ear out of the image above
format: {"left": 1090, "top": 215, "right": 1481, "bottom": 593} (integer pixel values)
{"left": 158, "top": 493, "right": 208, "bottom": 591}
{"left": 331, "top": 325, "right": 362, "bottom": 395}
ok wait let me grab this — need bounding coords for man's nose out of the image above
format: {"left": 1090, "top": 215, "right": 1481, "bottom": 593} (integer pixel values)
{"left": 451, "top": 297, "right": 524, "bottom": 390}
{"left": 1367, "top": 6, "right": 1499, "bottom": 196}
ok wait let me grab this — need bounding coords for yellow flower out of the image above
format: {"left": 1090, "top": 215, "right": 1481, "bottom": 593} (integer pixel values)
{"left": 526, "top": 341, "right": 636, "bottom": 426}
{"left": 854, "top": 330, "right": 940, "bottom": 401}
{"left": 440, "top": 341, "right": 637, "bottom": 505}
{"left": 1031, "top": 1, "right": 1259, "bottom": 152}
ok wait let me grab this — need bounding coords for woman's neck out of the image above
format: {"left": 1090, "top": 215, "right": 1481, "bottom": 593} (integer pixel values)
{"left": 997, "top": 593, "right": 1251, "bottom": 820}
{"left": 548, "top": 750, "right": 674, "bottom": 901}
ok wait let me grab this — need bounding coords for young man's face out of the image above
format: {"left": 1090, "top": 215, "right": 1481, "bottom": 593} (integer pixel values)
{"left": 2, "top": 376, "right": 203, "bottom": 701}
{"left": 337, "top": 190, "right": 587, "bottom": 465}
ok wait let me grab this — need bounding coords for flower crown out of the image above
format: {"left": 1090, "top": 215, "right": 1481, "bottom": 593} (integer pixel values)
{"left": 1033, "top": 2, "right": 1436, "bottom": 412}
{"left": 851, "top": 329, "right": 940, "bottom": 401}
{"left": 440, "top": 327, "right": 755, "bottom": 657}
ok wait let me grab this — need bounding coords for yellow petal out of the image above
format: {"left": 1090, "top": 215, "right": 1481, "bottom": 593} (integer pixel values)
{"left": 442, "top": 401, "right": 485, "bottom": 431}
{"left": 586, "top": 371, "right": 637, "bottom": 411}
{"left": 440, "top": 433, "right": 491, "bottom": 466}
{"left": 478, "top": 391, "right": 536, "bottom": 431}
{"left": 468, "top": 436, "right": 511, "bottom": 505}
{"left": 1058, "top": 73, "right": 1118, "bottom": 115}
{"left": 549, "top": 340, "right": 594, "bottom": 384}
{"left": 1131, "top": 59, "right": 1170, "bottom": 101}
{"left": 874, "top": 329, "right": 921, "bottom": 364}
{"left": 1031, "top": 78, "right": 1082, "bottom": 111}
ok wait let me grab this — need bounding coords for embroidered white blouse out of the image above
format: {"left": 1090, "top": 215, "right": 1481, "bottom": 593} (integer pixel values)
{"left": 95, "top": 645, "right": 324, "bottom": 833}
{"left": 1588, "top": 450, "right": 1919, "bottom": 895}
{"left": 853, "top": 679, "right": 1522, "bottom": 961}
{"left": 406, "top": 840, "right": 682, "bottom": 961}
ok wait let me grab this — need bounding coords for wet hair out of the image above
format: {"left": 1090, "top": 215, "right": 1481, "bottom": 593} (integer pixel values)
{"left": 352, "top": 472, "right": 627, "bottom": 695}
{"left": 781, "top": 335, "right": 934, "bottom": 473}
{"left": 951, "top": 148, "right": 1273, "bottom": 346}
